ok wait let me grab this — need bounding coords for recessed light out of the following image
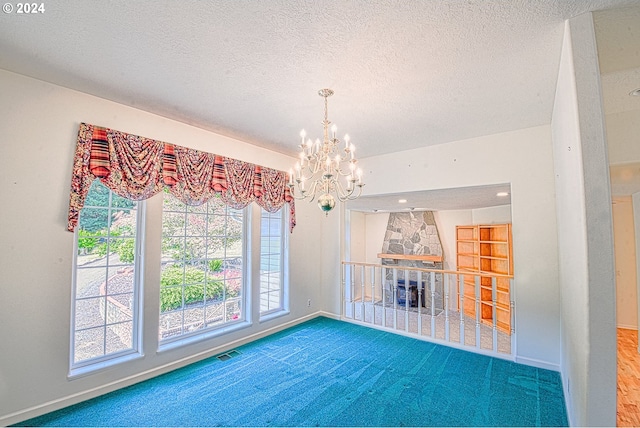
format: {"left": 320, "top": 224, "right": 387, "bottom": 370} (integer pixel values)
{"left": 630, "top": 88, "right": 640, "bottom": 97}
{"left": 398, "top": 199, "right": 407, "bottom": 203}
{"left": 496, "top": 192, "right": 509, "bottom": 197}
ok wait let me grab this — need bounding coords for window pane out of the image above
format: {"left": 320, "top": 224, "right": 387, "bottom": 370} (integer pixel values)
{"left": 74, "top": 297, "right": 105, "bottom": 330}
{"left": 159, "top": 192, "right": 245, "bottom": 343}
{"left": 74, "top": 327, "right": 105, "bottom": 363}
{"left": 72, "top": 183, "right": 141, "bottom": 368}
{"left": 260, "top": 209, "right": 285, "bottom": 315}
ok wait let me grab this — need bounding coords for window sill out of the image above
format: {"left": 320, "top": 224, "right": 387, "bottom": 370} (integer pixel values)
{"left": 68, "top": 351, "right": 144, "bottom": 380}
{"left": 157, "top": 320, "right": 251, "bottom": 353}
{"left": 259, "top": 310, "right": 290, "bottom": 323}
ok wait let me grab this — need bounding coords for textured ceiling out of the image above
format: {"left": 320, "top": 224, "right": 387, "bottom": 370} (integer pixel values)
{"left": 1, "top": 0, "right": 638, "bottom": 210}
{"left": 0, "top": 0, "right": 637, "bottom": 160}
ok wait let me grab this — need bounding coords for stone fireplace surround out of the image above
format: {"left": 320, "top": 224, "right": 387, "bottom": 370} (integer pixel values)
{"left": 380, "top": 211, "right": 444, "bottom": 311}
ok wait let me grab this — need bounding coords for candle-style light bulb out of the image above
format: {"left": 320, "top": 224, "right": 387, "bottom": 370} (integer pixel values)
{"left": 288, "top": 169, "right": 293, "bottom": 184}
{"left": 300, "top": 129, "right": 306, "bottom": 146}
{"left": 350, "top": 144, "right": 355, "bottom": 159}
{"left": 344, "top": 134, "right": 350, "bottom": 149}
{"left": 331, "top": 124, "right": 337, "bottom": 139}
{"left": 357, "top": 168, "right": 363, "bottom": 184}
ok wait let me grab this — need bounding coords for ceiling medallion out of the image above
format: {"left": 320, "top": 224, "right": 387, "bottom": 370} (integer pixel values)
{"left": 288, "top": 89, "right": 364, "bottom": 215}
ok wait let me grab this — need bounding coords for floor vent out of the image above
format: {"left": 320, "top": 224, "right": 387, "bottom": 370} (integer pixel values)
{"left": 216, "top": 350, "right": 241, "bottom": 361}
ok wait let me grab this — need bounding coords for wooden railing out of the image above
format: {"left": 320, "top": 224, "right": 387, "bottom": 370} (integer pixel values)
{"left": 341, "top": 261, "right": 515, "bottom": 358}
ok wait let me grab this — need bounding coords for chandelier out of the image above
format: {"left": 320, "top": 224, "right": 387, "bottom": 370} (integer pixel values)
{"left": 288, "top": 89, "right": 364, "bottom": 214}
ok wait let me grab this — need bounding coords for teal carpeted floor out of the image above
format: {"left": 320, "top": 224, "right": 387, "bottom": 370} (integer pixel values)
{"left": 18, "top": 317, "right": 568, "bottom": 427}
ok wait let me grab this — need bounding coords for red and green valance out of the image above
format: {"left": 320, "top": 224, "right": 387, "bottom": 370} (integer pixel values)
{"left": 67, "top": 123, "right": 296, "bottom": 232}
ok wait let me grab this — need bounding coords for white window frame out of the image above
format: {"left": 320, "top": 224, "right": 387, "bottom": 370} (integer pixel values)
{"left": 69, "top": 190, "right": 145, "bottom": 378}
{"left": 259, "top": 207, "right": 289, "bottom": 321}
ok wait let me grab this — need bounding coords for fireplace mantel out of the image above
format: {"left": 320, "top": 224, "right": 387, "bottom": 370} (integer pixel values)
{"left": 377, "top": 253, "right": 443, "bottom": 263}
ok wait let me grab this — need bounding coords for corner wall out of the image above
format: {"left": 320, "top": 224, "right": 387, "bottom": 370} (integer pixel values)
{"left": 551, "top": 15, "right": 616, "bottom": 427}
{"left": 360, "top": 124, "right": 560, "bottom": 368}
{"left": 0, "top": 69, "right": 326, "bottom": 425}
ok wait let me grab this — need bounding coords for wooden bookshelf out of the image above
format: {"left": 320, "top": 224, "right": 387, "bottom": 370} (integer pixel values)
{"left": 456, "top": 224, "right": 513, "bottom": 334}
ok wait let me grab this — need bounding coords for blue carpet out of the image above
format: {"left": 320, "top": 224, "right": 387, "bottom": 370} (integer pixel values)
{"left": 17, "top": 317, "right": 568, "bottom": 426}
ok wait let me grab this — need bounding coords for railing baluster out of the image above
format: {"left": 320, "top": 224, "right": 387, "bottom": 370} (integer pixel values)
{"left": 382, "top": 266, "right": 387, "bottom": 328}
{"left": 417, "top": 271, "right": 422, "bottom": 336}
{"left": 475, "top": 275, "right": 481, "bottom": 349}
{"left": 459, "top": 273, "right": 465, "bottom": 346}
{"left": 405, "top": 268, "right": 410, "bottom": 331}
{"left": 443, "top": 271, "right": 449, "bottom": 342}
{"left": 370, "top": 265, "right": 375, "bottom": 325}
{"left": 430, "top": 271, "right": 436, "bottom": 339}
{"left": 510, "top": 278, "right": 516, "bottom": 355}
{"left": 350, "top": 263, "right": 355, "bottom": 319}
{"left": 393, "top": 268, "right": 398, "bottom": 330}
{"left": 492, "top": 276, "right": 498, "bottom": 352}
{"left": 341, "top": 263, "right": 345, "bottom": 318}
{"left": 360, "top": 265, "right": 366, "bottom": 321}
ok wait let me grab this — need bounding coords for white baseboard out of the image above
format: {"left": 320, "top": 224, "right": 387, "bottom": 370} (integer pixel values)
{"left": 0, "top": 312, "right": 325, "bottom": 427}
{"left": 515, "top": 355, "right": 560, "bottom": 372}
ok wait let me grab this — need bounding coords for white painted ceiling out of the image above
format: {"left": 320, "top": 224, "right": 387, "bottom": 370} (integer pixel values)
{"left": 594, "top": 5, "right": 640, "bottom": 196}
{"left": 1, "top": 0, "right": 638, "bottom": 210}
{"left": 345, "top": 184, "right": 511, "bottom": 213}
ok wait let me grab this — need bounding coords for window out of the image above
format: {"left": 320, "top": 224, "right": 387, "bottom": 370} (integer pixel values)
{"left": 159, "top": 191, "right": 245, "bottom": 343}
{"left": 260, "top": 208, "right": 286, "bottom": 317}
{"left": 71, "top": 180, "right": 143, "bottom": 371}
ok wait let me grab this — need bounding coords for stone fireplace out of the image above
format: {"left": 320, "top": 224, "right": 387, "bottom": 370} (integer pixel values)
{"left": 380, "top": 211, "right": 444, "bottom": 311}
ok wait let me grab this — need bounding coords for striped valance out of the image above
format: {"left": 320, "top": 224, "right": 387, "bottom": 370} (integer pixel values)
{"left": 67, "top": 123, "right": 296, "bottom": 232}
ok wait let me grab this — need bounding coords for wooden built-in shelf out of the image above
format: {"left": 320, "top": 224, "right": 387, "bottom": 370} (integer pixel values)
{"left": 377, "top": 253, "right": 443, "bottom": 263}
{"left": 456, "top": 223, "right": 513, "bottom": 334}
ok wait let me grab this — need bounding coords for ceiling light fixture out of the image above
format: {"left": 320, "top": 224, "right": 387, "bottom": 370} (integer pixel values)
{"left": 629, "top": 88, "right": 640, "bottom": 97}
{"left": 496, "top": 192, "right": 509, "bottom": 197}
{"left": 398, "top": 199, "right": 407, "bottom": 203}
{"left": 288, "top": 89, "right": 364, "bottom": 215}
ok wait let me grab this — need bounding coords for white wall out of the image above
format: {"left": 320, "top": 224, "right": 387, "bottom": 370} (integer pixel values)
{"left": 360, "top": 124, "right": 560, "bottom": 369}
{"left": 0, "top": 70, "right": 326, "bottom": 425}
{"left": 364, "top": 212, "right": 389, "bottom": 264}
{"left": 634, "top": 192, "right": 640, "bottom": 352}
{"left": 432, "top": 210, "right": 472, "bottom": 271}
{"left": 472, "top": 205, "right": 512, "bottom": 224}
{"left": 613, "top": 197, "right": 638, "bottom": 329}
{"left": 606, "top": 110, "right": 640, "bottom": 165}
{"left": 551, "top": 15, "right": 616, "bottom": 427}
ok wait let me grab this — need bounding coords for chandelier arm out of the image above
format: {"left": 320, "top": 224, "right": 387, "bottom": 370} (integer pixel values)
{"left": 334, "top": 179, "right": 355, "bottom": 202}
{"left": 345, "top": 184, "right": 365, "bottom": 200}
{"left": 290, "top": 88, "right": 364, "bottom": 214}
